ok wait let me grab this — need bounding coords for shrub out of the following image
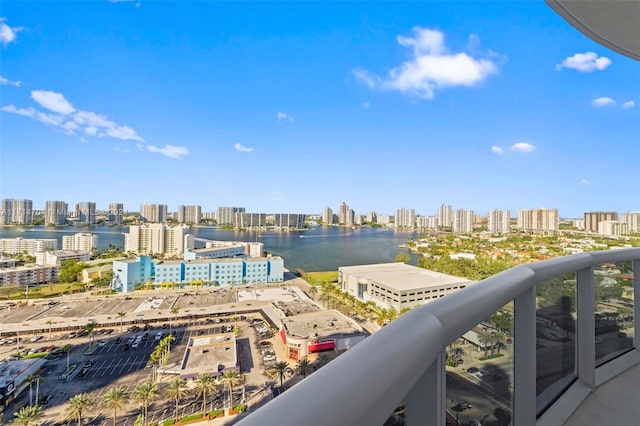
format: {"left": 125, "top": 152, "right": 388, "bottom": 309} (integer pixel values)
{"left": 207, "top": 409, "right": 224, "bottom": 418}
{"left": 233, "top": 404, "right": 247, "bottom": 413}
{"left": 178, "top": 413, "right": 204, "bottom": 423}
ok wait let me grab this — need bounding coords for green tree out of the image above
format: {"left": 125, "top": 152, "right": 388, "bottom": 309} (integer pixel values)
{"left": 166, "top": 377, "right": 189, "bottom": 421}
{"left": 85, "top": 321, "right": 97, "bottom": 343}
{"left": 102, "top": 386, "right": 129, "bottom": 426}
{"left": 395, "top": 251, "right": 411, "bottom": 263}
{"left": 220, "top": 370, "right": 243, "bottom": 410}
{"left": 133, "top": 382, "right": 159, "bottom": 426}
{"left": 296, "top": 358, "right": 313, "bottom": 378}
{"left": 315, "top": 353, "right": 333, "bottom": 369}
{"left": 267, "top": 361, "right": 290, "bottom": 388}
{"left": 58, "top": 259, "right": 87, "bottom": 283}
{"left": 478, "top": 329, "right": 492, "bottom": 358}
{"left": 117, "top": 311, "right": 127, "bottom": 332}
{"left": 66, "top": 393, "right": 95, "bottom": 425}
{"left": 193, "top": 373, "right": 217, "bottom": 413}
{"left": 13, "top": 405, "right": 42, "bottom": 426}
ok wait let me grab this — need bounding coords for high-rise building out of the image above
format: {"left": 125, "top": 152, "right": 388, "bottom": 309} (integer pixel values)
{"left": 45, "top": 201, "right": 68, "bottom": 225}
{"left": 417, "top": 216, "right": 438, "bottom": 229}
{"left": 322, "top": 207, "right": 334, "bottom": 225}
{"left": 395, "top": 208, "right": 416, "bottom": 228}
{"left": 0, "top": 199, "right": 34, "bottom": 225}
{"left": 109, "top": 203, "right": 124, "bottom": 224}
{"left": 438, "top": 204, "right": 453, "bottom": 228}
{"left": 140, "top": 203, "right": 168, "bottom": 223}
{"left": 75, "top": 202, "right": 96, "bottom": 225}
{"left": 599, "top": 221, "right": 629, "bottom": 236}
{"left": 274, "top": 214, "right": 306, "bottom": 229}
{"left": 488, "top": 209, "right": 511, "bottom": 234}
{"left": 62, "top": 233, "right": 98, "bottom": 252}
{"left": 339, "top": 202, "right": 349, "bottom": 225}
{"left": 177, "top": 205, "right": 202, "bottom": 224}
{"left": 517, "top": 208, "right": 559, "bottom": 232}
{"left": 0, "top": 238, "right": 57, "bottom": 254}
{"left": 366, "top": 211, "right": 378, "bottom": 224}
{"left": 124, "top": 224, "right": 188, "bottom": 256}
{"left": 584, "top": 211, "right": 618, "bottom": 233}
{"left": 217, "top": 207, "right": 245, "bottom": 225}
{"left": 234, "top": 213, "right": 267, "bottom": 228}
{"left": 453, "top": 209, "right": 474, "bottom": 233}
{"left": 622, "top": 211, "right": 640, "bottom": 233}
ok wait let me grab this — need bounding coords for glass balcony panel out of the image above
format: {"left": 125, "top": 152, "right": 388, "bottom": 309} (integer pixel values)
{"left": 595, "top": 261, "right": 635, "bottom": 367}
{"left": 536, "top": 273, "right": 576, "bottom": 414}
{"left": 446, "top": 304, "right": 513, "bottom": 426}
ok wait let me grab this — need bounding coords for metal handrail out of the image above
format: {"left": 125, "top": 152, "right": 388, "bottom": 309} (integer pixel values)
{"left": 238, "top": 248, "right": 640, "bottom": 426}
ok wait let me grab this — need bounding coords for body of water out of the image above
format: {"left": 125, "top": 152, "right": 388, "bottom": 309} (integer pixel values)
{"left": 0, "top": 225, "right": 418, "bottom": 272}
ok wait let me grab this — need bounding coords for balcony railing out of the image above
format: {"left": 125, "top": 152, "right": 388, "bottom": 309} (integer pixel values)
{"left": 237, "top": 248, "right": 640, "bottom": 425}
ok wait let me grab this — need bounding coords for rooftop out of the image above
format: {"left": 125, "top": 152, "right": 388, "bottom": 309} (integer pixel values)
{"left": 339, "top": 262, "right": 470, "bottom": 291}
{"left": 282, "top": 309, "right": 363, "bottom": 339}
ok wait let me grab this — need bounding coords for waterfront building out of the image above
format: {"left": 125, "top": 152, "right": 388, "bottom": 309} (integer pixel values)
{"left": 112, "top": 255, "right": 283, "bottom": 292}
{"left": 517, "top": 208, "right": 559, "bottom": 232}
{"left": 124, "top": 223, "right": 188, "bottom": 256}
{"left": 177, "top": 205, "right": 202, "bottom": 224}
{"left": 488, "top": 209, "right": 511, "bottom": 234}
{"left": 62, "top": 233, "right": 98, "bottom": 252}
{"left": 274, "top": 214, "right": 306, "bottom": 229}
{"left": 366, "top": 211, "right": 378, "bottom": 224}
{"left": 140, "top": 203, "right": 168, "bottom": 223}
{"left": 416, "top": 216, "right": 438, "bottom": 229}
{"left": 378, "top": 215, "right": 392, "bottom": 226}
{"left": 0, "top": 199, "right": 33, "bottom": 225}
{"left": 217, "top": 206, "right": 245, "bottom": 225}
{"left": 108, "top": 203, "right": 124, "bottom": 224}
{"left": 234, "top": 212, "right": 267, "bottom": 228}
{"left": 74, "top": 202, "right": 96, "bottom": 225}
{"left": 202, "top": 211, "right": 216, "bottom": 221}
{"left": 452, "top": 209, "right": 474, "bottom": 233}
{"left": 395, "top": 208, "right": 416, "bottom": 228}
{"left": 339, "top": 262, "right": 472, "bottom": 311}
{"left": 584, "top": 211, "right": 618, "bottom": 233}
{"left": 438, "top": 204, "right": 453, "bottom": 228}
{"left": 44, "top": 201, "right": 68, "bottom": 225}
{"left": 0, "top": 238, "right": 57, "bottom": 255}
{"left": 183, "top": 240, "right": 264, "bottom": 260}
{"left": 322, "top": 207, "right": 334, "bottom": 225}
{"left": 622, "top": 211, "right": 640, "bottom": 233}
{"left": 35, "top": 250, "right": 91, "bottom": 266}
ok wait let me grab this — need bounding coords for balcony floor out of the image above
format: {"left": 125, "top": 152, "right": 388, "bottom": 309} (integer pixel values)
{"left": 564, "top": 363, "right": 640, "bottom": 425}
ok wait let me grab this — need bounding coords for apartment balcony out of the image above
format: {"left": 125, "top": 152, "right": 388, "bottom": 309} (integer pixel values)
{"left": 238, "top": 248, "right": 640, "bottom": 425}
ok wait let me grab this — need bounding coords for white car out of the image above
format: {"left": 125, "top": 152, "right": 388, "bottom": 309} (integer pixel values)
{"left": 98, "top": 340, "right": 107, "bottom": 347}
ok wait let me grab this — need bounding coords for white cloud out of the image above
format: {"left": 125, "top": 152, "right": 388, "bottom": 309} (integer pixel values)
{"left": 511, "top": 142, "right": 536, "bottom": 153}
{"left": 490, "top": 145, "right": 504, "bottom": 154}
{"left": 622, "top": 100, "right": 636, "bottom": 109}
{"left": 556, "top": 52, "right": 611, "bottom": 72}
{"left": 0, "top": 18, "right": 23, "bottom": 46}
{"left": 2, "top": 88, "right": 145, "bottom": 142}
{"left": 31, "top": 90, "right": 76, "bottom": 114}
{"left": 115, "top": 147, "right": 131, "bottom": 154}
{"left": 234, "top": 142, "right": 254, "bottom": 153}
{"left": 277, "top": 111, "right": 294, "bottom": 122}
{"left": 353, "top": 27, "right": 499, "bottom": 99}
{"left": 0, "top": 75, "right": 22, "bottom": 86}
{"left": 136, "top": 142, "right": 145, "bottom": 151}
{"left": 362, "top": 102, "right": 371, "bottom": 109}
{"left": 579, "top": 179, "right": 592, "bottom": 185}
{"left": 147, "top": 144, "right": 189, "bottom": 159}
{"left": 590, "top": 97, "right": 616, "bottom": 107}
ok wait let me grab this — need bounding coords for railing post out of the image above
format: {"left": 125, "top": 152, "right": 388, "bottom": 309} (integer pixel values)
{"left": 576, "top": 266, "right": 595, "bottom": 388}
{"left": 514, "top": 286, "right": 536, "bottom": 425}
{"left": 634, "top": 259, "right": 640, "bottom": 347}
{"left": 405, "top": 350, "right": 445, "bottom": 426}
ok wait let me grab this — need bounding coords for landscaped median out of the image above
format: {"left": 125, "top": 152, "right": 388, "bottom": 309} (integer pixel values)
{"left": 150, "top": 406, "right": 246, "bottom": 426}
{"left": 83, "top": 343, "right": 98, "bottom": 355}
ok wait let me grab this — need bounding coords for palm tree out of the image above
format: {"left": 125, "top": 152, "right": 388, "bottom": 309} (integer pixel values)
{"left": 166, "top": 377, "right": 189, "bottom": 421}
{"left": 193, "top": 373, "right": 217, "bottom": 413}
{"left": 170, "top": 307, "right": 179, "bottom": 332}
{"left": 25, "top": 374, "right": 35, "bottom": 406}
{"left": 102, "top": 385, "right": 128, "bottom": 426}
{"left": 13, "top": 405, "right": 42, "bottom": 426}
{"left": 493, "top": 332, "right": 506, "bottom": 355}
{"left": 267, "top": 361, "right": 290, "bottom": 388}
{"left": 85, "top": 321, "right": 97, "bottom": 343}
{"left": 315, "top": 353, "right": 333, "bottom": 369}
{"left": 66, "top": 393, "right": 95, "bottom": 425}
{"left": 296, "top": 358, "right": 313, "bottom": 378}
{"left": 117, "top": 311, "right": 126, "bottom": 332}
{"left": 478, "top": 329, "right": 492, "bottom": 358}
{"left": 220, "top": 370, "right": 243, "bottom": 410}
{"left": 133, "top": 381, "right": 159, "bottom": 426}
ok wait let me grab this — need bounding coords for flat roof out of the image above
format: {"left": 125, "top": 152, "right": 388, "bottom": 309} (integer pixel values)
{"left": 339, "top": 262, "right": 470, "bottom": 292}
{"left": 181, "top": 333, "right": 237, "bottom": 376}
{"left": 283, "top": 310, "right": 363, "bottom": 339}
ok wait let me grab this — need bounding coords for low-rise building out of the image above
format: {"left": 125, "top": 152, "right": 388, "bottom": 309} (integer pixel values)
{"left": 0, "top": 264, "right": 58, "bottom": 286}
{"left": 339, "top": 262, "right": 472, "bottom": 311}
{"left": 0, "top": 359, "right": 47, "bottom": 403}
{"left": 35, "top": 250, "right": 91, "bottom": 266}
{"left": 0, "top": 238, "right": 57, "bottom": 255}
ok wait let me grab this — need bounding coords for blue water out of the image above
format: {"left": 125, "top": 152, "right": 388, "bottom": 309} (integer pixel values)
{"left": 0, "top": 225, "right": 418, "bottom": 272}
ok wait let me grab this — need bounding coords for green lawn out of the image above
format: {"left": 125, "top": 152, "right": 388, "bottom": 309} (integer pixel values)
{"left": 305, "top": 271, "right": 338, "bottom": 284}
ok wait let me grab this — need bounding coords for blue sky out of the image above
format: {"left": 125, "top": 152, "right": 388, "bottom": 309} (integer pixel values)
{"left": 1, "top": 1, "right": 638, "bottom": 218}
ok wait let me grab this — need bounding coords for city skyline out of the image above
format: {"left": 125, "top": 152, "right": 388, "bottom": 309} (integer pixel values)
{"left": 1, "top": 2, "right": 638, "bottom": 217}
